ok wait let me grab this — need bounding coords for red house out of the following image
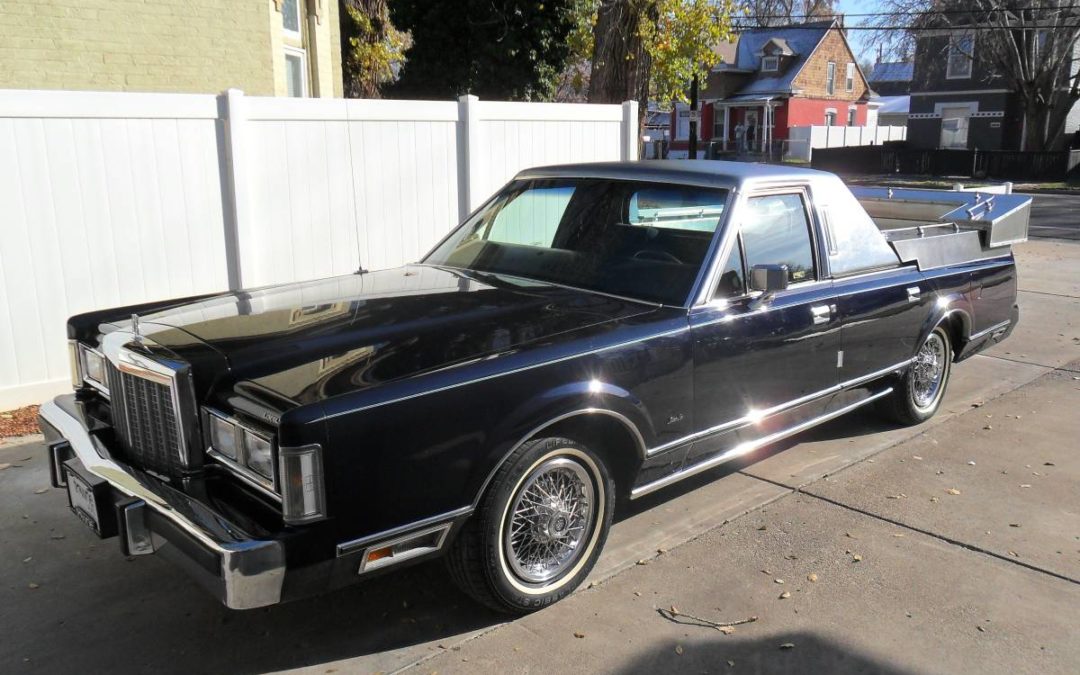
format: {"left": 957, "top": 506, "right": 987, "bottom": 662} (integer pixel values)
{"left": 669, "top": 20, "right": 872, "bottom": 157}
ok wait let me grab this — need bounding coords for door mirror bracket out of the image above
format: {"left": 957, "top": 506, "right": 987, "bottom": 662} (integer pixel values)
{"left": 749, "top": 264, "right": 789, "bottom": 306}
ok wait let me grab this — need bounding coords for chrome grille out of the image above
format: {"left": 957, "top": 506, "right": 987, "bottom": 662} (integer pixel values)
{"left": 106, "top": 360, "right": 184, "bottom": 475}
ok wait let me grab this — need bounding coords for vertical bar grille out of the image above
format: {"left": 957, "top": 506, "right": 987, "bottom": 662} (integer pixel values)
{"left": 106, "top": 361, "right": 184, "bottom": 475}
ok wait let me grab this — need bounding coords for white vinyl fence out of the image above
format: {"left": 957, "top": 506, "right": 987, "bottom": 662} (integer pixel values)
{"left": 0, "top": 88, "right": 638, "bottom": 409}
{"left": 785, "top": 125, "right": 907, "bottom": 162}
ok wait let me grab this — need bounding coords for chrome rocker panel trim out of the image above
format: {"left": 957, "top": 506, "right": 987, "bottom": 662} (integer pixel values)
{"left": 646, "top": 358, "right": 914, "bottom": 458}
{"left": 38, "top": 399, "right": 285, "bottom": 610}
{"left": 631, "top": 387, "right": 894, "bottom": 499}
{"left": 968, "top": 318, "right": 1011, "bottom": 341}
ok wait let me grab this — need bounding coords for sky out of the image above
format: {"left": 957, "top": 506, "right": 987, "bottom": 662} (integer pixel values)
{"left": 835, "top": 0, "right": 888, "bottom": 63}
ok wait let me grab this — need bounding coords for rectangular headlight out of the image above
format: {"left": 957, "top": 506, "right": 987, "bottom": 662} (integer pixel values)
{"left": 243, "top": 431, "right": 275, "bottom": 480}
{"left": 279, "top": 444, "right": 326, "bottom": 524}
{"left": 208, "top": 413, "right": 239, "bottom": 461}
{"left": 77, "top": 344, "right": 108, "bottom": 395}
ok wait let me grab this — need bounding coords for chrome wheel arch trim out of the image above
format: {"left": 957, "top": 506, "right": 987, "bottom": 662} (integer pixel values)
{"left": 470, "top": 407, "right": 648, "bottom": 511}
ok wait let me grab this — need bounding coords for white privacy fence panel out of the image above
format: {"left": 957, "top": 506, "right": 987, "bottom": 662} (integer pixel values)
{"left": 785, "top": 125, "right": 907, "bottom": 161}
{"left": 0, "top": 88, "right": 636, "bottom": 409}
{"left": 0, "top": 89, "right": 229, "bottom": 409}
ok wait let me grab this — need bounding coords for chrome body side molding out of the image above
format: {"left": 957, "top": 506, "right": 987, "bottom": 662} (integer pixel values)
{"left": 630, "top": 387, "right": 894, "bottom": 499}
{"left": 968, "top": 318, "right": 1011, "bottom": 342}
{"left": 646, "top": 357, "right": 913, "bottom": 458}
{"left": 337, "top": 505, "right": 473, "bottom": 557}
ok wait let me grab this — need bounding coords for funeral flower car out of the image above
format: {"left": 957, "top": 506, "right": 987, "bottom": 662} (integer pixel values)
{"left": 39, "top": 161, "right": 1029, "bottom": 613}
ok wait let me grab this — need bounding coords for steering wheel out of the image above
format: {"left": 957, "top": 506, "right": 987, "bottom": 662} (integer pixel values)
{"left": 633, "top": 249, "right": 683, "bottom": 264}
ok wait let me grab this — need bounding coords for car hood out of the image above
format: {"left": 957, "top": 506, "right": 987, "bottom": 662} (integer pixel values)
{"left": 135, "top": 265, "right": 657, "bottom": 408}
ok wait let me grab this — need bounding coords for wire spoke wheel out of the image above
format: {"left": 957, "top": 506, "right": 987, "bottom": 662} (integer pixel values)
{"left": 911, "top": 332, "right": 947, "bottom": 408}
{"left": 503, "top": 457, "right": 596, "bottom": 585}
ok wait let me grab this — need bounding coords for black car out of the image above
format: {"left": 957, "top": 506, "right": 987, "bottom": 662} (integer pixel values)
{"left": 39, "top": 161, "right": 1028, "bottom": 613}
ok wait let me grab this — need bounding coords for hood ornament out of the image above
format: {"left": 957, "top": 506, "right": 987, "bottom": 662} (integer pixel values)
{"left": 131, "top": 313, "right": 141, "bottom": 338}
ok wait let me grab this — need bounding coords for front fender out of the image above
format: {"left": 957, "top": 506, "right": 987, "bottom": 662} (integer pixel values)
{"left": 466, "top": 379, "right": 657, "bottom": 504}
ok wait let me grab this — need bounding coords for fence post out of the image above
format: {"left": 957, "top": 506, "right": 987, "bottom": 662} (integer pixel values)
{"left": 621, "top": 100, "right": 639, "bottom": 161}
{"left": 457, "top": 94, "right": 480, "bottom": 220}
{"left": 221, "top": 88, "right": 249, "bottom": 290}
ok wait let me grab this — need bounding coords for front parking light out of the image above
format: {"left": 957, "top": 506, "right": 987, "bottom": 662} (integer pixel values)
{"left": 278, "top": 444, "right": 326, "bottom": 524}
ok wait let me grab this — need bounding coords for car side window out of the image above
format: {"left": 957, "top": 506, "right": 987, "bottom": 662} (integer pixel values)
{"left": 714, "top": 239, "right": 746, "bottom": 299}
{"left": 741, "top": 193, "right": 815, "bottom": 285}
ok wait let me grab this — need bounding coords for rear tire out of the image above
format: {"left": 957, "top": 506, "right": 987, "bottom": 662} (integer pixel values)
{"left": 877, "top": 326, "right": 953, "bottom": 425}
{"left": 446, "top": 437, "right": 614, "bottom": 614}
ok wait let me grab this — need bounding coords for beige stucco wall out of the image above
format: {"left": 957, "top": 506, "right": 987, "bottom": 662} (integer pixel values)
{"left": 0, "top": 0, "right": 340, "bottom": 97}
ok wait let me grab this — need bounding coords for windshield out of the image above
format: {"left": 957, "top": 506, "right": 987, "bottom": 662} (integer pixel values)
{"left": 424, "top": 179, "right": 729, "bottom": 305}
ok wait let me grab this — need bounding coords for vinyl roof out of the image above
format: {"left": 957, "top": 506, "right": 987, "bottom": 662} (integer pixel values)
{"left": 515, "top": 160, "right": 833, "bottom": 190}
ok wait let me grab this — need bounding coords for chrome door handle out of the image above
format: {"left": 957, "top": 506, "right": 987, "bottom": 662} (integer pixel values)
{"left": 907, "top": 286, "right": 921, "bottom": 302}
{"left": 810, "top": 304, "right": 832, "bottom": 325}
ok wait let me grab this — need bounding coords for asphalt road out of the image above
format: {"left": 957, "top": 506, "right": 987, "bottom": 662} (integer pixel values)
{"left": 1024, "top": 192, "right": 1080, "bottom": 242}
{"left": 1, "top": 240, "right": 1077, "bottom": 674}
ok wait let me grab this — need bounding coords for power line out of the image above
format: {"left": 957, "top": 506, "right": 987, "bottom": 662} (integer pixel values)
{"left": 740, "top": 4, "right": 1080, "bottom": 20}
{"left": 731, "top": 23, "right": 1080, "bottom": 31}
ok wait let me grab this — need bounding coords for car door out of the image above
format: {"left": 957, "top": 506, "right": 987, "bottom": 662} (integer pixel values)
{"left": 685, "top": 188, "right": 840, "bottom": 467}
{"left": 813, "top": 181, "right": 937, "bottom": 384}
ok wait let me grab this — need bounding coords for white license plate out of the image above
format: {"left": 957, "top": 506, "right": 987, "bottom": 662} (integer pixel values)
{"left": 66, "top": 470, "right": 101, "bottom": 534}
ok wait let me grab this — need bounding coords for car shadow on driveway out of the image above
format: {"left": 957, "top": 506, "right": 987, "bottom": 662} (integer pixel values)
{"left": 615, "top": 631, "right": 917, "bottom": 675}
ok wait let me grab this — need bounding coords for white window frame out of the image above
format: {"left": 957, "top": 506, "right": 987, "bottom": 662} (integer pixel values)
{"left": 283, "top": 45, "right": 308, "bottom": 98}
{"left": 824, "top": 109, "right": 837, "bottom": 126}
{"left": 946, "top": 33, "right": 974, "bottom": 80}
{"left": 762, "top": 56, "right": 779, "bottom": 72}
{"left": 826, "top": 62, "right": 836, "bottom": 95}
{"left": 845, "top": 63, "right": 855, "bottom": 92}
{"left": 281, "top": 0, "right": 302, "bottom": 39}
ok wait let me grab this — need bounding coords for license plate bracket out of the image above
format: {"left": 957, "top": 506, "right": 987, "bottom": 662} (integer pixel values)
{"left": 63, "top": 460, "right": 118, "bottom": 538}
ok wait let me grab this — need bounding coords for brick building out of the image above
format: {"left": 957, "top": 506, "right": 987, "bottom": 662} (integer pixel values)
{"left": 0, "top": 0, "right": 342, "bottom": 97}
{"left": 669, "top": 20, "right": 871, "bottom": 157}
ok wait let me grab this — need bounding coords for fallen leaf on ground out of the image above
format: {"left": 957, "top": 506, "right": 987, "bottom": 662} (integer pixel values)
{"left": 807, "top": 573, "right": 818, "bottom": 582}
{"left": 779, "top": 642, "right": 795, "bottom": 650}
{"left": 675, "top": 645, "right": 684, "bottom": 655}
{"left": 0, "top": 463, "right": 11, "bottom": 470}
{"left": 49, "top": 534, "right": 65, "bottom": 540}
{"left": 892, "top": 533, "right": 905, "bottom": 537}
{"left": 774, "top": 578, "right": 785, "bottom": 584}
{"left": 967, "top": 461, "right": 976, "bottom": 466}
{"left": 22, "top": 557, "right": 32, "bottom": 563}
{"left": 719, "top": 626, "right": 736, "bottom": 635}
{"left": 976, "top": 625, "right": 985, "bottom": 633}
{"left": 852, "top": 554, "right": 863, "bottom": 562}
{"left": 930, "top": 497, "right": 939, "bottom": 503}
{"left": 636, "top": 559, "right": 649, "bottom": 566}
{"left": 1008, "top": 550, "right": 1020, "bottom": 557}
{"left": 1009, "top": 523, "right": 1021, "bottom": 528}
{"left": 757, "top": 525, "right": 767, "bottom": 531}
{"left": 946, "top": 488, "right": 961, "bottom": 495}
{"left": 886, "top": 494, "right": 906, "bottom": 499}
{"left": 1019, "top": 484, "right": 1032, "bottom": 489}
{"left": 983, "top": 425, "right": 993, "bottom": 430}
{"left": 912, "top": 456, "right": 923, "bottom": 461}
{"left": 28, "top": 582, "right": 39, "bottom": 589}
{"left": 33, "top": 488, "right": 48, "bottom": 494}
{"left": 779, "top": 591, "right": 791, "bottom": 599}
{"left": 573, "top": 632, "right": 585, "bottom": 639}
{"left": 669, "top": 605, "right": 680, "bottom": 616}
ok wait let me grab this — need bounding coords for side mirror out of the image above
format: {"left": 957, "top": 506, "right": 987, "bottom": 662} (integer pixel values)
{"left": 749, "top": 264, "right": 789, "bottom": 294}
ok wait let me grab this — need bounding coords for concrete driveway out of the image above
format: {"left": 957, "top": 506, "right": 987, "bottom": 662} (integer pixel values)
{"left": 2, "top": 236, "right": 1078, "bottom": 673}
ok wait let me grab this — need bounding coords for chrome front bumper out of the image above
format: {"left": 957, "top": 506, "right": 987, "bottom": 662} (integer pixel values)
{"left": 38, "top": 398, "right": 285, "bottom": 610}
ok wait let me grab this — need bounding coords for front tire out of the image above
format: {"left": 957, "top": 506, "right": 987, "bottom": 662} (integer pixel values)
{"left": 446, "top": 437, "right": 614, "bottom": 614}
{"left": 878, "top": 326, "right": 953, "bottom": 425}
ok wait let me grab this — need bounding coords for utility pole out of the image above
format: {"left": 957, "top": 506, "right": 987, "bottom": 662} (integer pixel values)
{"left": 688, "top": 75, "right": 699, "bottom": 160}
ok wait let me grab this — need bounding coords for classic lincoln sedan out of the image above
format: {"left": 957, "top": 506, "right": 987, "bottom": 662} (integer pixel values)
{"left": 39, "top": 161, "right": 1029, "bottom": 613}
